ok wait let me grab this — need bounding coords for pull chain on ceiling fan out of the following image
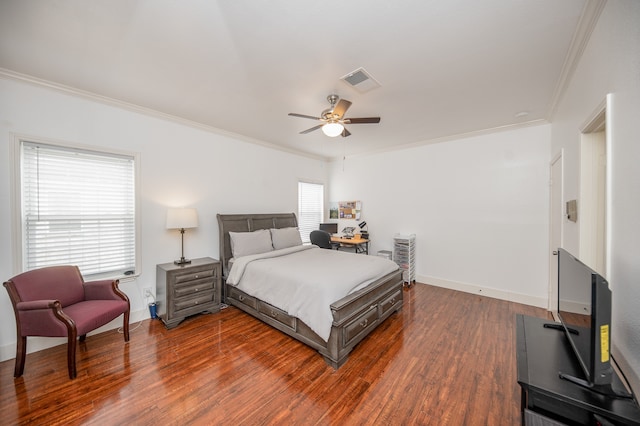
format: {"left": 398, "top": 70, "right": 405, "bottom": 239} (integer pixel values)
{"left": 288, "top": 94, "right": 381, "bottom": 138}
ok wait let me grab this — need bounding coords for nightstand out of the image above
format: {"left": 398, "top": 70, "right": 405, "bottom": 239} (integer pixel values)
{"left": 156, "top": 257, "right": 221, "bottom": 329}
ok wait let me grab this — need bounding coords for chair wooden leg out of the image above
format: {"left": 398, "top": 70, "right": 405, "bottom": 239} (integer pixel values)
{"left": 67, "top": 330, "right": 78, "bottom": 379}
{"left": 123, "top": 311, "right": 130, "bottom": 342}
{"left": 14, "top": 336, "right": 26, "bottom": 377}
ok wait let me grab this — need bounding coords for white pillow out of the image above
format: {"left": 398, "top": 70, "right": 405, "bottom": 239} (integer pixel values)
{"left": 270, "top": 227, "right": 302, "bottom": 250}
{"left": 229, "top": 229, "right": 273, "bottom": 258}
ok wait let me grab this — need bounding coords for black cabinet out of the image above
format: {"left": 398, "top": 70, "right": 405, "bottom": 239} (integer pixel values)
{"left": 516, "top": 314, "right": 640, "bottom": 425}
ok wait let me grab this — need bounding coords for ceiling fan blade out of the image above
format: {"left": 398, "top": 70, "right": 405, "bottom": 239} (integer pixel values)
{"left": 300, "top": 124, "right": 323, "bottom": 134}
{"left": 332, "top": 99, "right": 352, "bottom": 119}
{"left": 341, "top": 128, "right": 351, "bottom": 137}
{"left": 289, "top": 113, "right": 321, "bottom": 120}
{"left": 344, "top": 117, "right": 381, "bottom": 124}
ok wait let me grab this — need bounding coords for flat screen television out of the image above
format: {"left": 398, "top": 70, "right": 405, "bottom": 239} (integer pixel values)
{"left": 557, "top": 248, "right": 618, "bottom": 395}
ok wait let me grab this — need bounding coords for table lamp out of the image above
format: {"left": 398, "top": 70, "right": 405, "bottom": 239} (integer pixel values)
{"left": 166, "top": 208, "right": 198, "bottom": 265}
{"left": 358, "top": 221, "right": 369, "bottom": 239}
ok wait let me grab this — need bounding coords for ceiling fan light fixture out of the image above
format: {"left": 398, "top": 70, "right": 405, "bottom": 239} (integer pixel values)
{"left": 322, "top": 122, "right": 344, "bottom": 137}
{"left": 289, "top": 95, "right": 379, "bottom": 138}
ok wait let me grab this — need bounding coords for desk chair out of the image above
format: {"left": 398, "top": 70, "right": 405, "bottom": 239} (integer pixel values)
{"left": 310, "top": 230, "right": 338, "bottom": 250}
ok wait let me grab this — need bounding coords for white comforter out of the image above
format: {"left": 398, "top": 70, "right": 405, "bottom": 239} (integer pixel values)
{"left": 226, "top": 245, "right": 399, "bottom": 341}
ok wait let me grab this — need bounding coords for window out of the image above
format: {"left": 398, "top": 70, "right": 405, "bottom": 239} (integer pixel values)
{"left": 298, "top": 181, "right": 324, "bottom": 243}
{"left": 17, "top": 139, "right": 138, "bottom": 279}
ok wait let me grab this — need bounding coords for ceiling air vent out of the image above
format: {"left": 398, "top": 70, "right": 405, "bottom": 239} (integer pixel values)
{"left": 340, "top": 67, "right": 381, "bottom": 93}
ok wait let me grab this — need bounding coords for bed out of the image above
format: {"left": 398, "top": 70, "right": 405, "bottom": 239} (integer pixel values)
{"left": 217, "top": 213, "right": 404, "bottom": 368}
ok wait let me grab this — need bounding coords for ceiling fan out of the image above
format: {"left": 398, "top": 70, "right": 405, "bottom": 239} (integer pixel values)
{"left": 288, "top": 94, "right": 381, "bottom": 137}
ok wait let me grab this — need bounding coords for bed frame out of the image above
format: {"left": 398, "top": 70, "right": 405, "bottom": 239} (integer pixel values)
{"left": 216, "top": 213, "right": 404, "bottom": 368}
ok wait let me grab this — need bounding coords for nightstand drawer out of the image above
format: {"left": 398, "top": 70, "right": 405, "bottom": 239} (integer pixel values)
{"left": 173, "top": 290, "right": 215, "bottom": 313}
{"left": 173, "top": 278, "right": 215, "bottom": 297}
{"left": 173, "top": 267, "right": 215, "bottom": 284}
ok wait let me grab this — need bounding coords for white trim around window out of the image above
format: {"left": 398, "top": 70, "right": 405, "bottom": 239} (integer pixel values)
{"left": 10, "top": 134, "right": 141, "bottom": 280}
{"left": 298, "top": 180, "right": 325, "bottom": 244}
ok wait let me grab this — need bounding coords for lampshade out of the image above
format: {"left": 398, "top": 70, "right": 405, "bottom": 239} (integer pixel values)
{"left": 166, "top": 208, "right": 198, "bottom": 230}
{"left": 322, "top": 122, "right": 344, "bottom": 137}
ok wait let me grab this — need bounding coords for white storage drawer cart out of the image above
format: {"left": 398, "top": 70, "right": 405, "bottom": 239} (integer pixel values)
{"left": 393, "top": 234, "right": 416, "bottom": 286}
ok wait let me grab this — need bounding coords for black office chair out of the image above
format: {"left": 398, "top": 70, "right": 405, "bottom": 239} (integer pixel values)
{"left": 310, "top": 230, "right": 334, "bottom": 249}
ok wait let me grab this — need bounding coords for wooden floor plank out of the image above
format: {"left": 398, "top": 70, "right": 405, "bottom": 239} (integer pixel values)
{"left": 0, "top": 283, "right": 549, "bottom": 425}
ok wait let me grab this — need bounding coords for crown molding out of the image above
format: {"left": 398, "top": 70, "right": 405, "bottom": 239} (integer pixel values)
{"left": 0, "top": 68, "right": 328, "bottom": 162}
{"left": 331, "top": 118, "right": 549, "bottom": 162}
{"left": 546, "top": 0, "right": 607, "bottom": 121}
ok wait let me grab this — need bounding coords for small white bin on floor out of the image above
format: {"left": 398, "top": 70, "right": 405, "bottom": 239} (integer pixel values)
{"left": 377, "top": 250, "right": 392, "bottom": 260}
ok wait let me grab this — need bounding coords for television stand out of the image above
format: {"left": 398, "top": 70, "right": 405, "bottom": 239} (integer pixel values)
{"left": 516, "top": 314, "right": 640, "bottom": 425}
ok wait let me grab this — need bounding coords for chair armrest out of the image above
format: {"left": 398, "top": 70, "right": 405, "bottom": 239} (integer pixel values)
{"left": 15, "top": 299, "right": 74, "bottom": 338}
{"left": 16, "top": 300, "right": 58, "bottom": 311}
{"left": 84, "top": 279, "right": 129, "bottom": 303}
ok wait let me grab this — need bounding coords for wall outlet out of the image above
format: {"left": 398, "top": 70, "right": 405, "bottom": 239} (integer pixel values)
{"left": 143, "top": 287, "right": 153, "bottom": 298}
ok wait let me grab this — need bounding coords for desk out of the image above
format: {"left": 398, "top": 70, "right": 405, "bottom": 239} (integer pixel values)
{"left": 331, "top": 236, "right": 369, "bottom": 254}
{"left": 516, "top": 314, "right": 640, "bottom": 425}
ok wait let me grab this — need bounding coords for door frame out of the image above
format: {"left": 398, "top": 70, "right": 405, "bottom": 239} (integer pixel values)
{"left": 579, "top": 96, "right": 608, "bottom": 276}
{"left": 548, "top": 150, "right": 564, "bottom": 315}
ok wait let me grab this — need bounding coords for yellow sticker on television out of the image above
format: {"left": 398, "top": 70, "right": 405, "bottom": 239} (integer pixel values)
{"left": 600, "top": 324, "right": 610, "bottom": 363}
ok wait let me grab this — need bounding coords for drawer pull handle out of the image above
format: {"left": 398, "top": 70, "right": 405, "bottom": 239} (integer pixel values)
{"left": 195, "top": 275, "right": 199, "bottom": 278}
{"left": 239, "top": 295, "right": 245, "bottom": 301}
{"left": 195, "top": 288, "right": 199, "bottom": 292}
{"left": 271, "top": 310, "right": 278, "bottom": 318}
{"left": 390, "top": 298, "right": 396, "bottom": 305}
{"left": 360, "top": 318, "right": 368, "bottom": 328}
{"left": 194, "top": 301, "right": 199, "bottom": 305}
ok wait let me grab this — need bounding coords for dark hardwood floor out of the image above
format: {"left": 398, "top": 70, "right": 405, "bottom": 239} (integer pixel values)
{"left": 0, "top": 283, "right": 549, "bottom": 425}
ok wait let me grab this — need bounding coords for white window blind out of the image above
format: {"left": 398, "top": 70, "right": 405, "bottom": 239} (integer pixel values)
{"left": 21, "top": 141, "right": 136, "bottom": 278}
{"left": 298, "top": 181, "right": 324, "bottom": 243}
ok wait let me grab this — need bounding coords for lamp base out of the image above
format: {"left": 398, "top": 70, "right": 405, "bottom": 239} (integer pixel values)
{"left": 174, "top": 257, "right": 191, "bottom": 265}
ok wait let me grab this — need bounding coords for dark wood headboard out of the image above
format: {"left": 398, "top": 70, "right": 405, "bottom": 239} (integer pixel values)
{"left": 216, "top": 213, "right": 298, "bottom": 277}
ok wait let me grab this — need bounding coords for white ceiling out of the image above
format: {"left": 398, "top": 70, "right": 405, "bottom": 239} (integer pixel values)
{"left": 0, "top": 0, "right": 591, "bottom": 160}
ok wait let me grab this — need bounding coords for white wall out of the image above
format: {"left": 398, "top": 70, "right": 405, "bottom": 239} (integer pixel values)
{"left": 329, "top": 124, "right": 551, "bottom": 308}
{"left": 0, "top": 77, "right": 329, "bottom": 361}
{"left": 550, "top": 0, "right": 640, "bottom": 394}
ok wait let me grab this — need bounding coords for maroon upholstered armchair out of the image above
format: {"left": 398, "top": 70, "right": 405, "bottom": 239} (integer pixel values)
{"left": 3, "top": 265, "right": 130, "bottom": 379}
